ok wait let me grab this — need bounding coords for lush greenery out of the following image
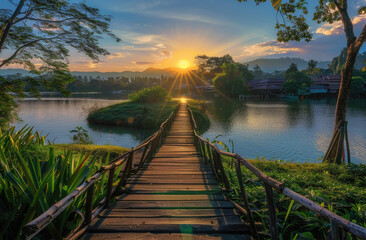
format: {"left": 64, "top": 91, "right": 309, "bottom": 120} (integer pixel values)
{"left": 188, "top": 100, "right": 210, "bottom": 134}
{"left": 213, "top": 63, "right": 250, "bottom": 97}
{"left": 0, "top": 0, "right": 119, "bottom": 129}
{"left": 128, "top": 86, "right": 171, "bottom": 103}
{"left": 0, "top": 126, "right": 125, "bottom": 239}
{"left": 54, "top": 144, "right": 129, "bottom": 160}
{"left": 282, "top": 64, "right": 314, "bottom": 95}
{"left": 221, "top": 156, "right": 366, "bottom": 239}
{"left": 88, "top": 100, "right": 178, "bottom": 129}
{"left": 70, "top": 126, "right": 93, "bottom": 144}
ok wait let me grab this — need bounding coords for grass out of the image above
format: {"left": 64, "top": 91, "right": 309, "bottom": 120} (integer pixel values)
{"left": 87, "top": 100, "right": 179, "bottom": 129}
{"left": 220, "top": 156, "right": 366, "bottom": 239}
{"left": 188, "top": 99, "right": 210, "bottom": 134}
{"left": 53, "top": 144, "right": 129, "bottom": 159}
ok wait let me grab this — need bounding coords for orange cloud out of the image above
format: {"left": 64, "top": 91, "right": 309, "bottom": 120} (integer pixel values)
{"left": 316, "top": 15, "right": 366, "bottom": 36}
{"left": 240, "top": 40, "right": 302, "bottom": 58}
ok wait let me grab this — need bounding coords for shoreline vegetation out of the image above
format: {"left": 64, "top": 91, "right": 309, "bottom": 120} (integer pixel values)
{"left": 87, "top": 87, "right": 211, "bottom": 134}
{"left": 225, "top": 157, "right": 366, "bottom": 239}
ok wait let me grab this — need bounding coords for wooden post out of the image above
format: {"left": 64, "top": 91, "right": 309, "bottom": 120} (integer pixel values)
{"left": 84, "top": 183, "right": 95, "bottom": 225}
{"left": 235, "top": 160, "right": 258, "bottom": 238}
{"left": 201, "top": 141, "right": 208, "bottom": 164}
{"left": 105, "top": 167, "right": 116, "bottom": 207}
{"left": 327, "top": 220, "right": 347, "bottom": 240}
{"left": 137, "top": 145, "right": 149, "bottom": 171}
{"left": 126, "top": 149, "right": 134, "bottom": 177}
{"left": 116, "top": 152, "right": 132, "bottom": 190}
{"left": 215, "top": 151, "right": 231, "bottom": 191}
{"left": 264, "top": 183, "right": 279, "bottom": 240}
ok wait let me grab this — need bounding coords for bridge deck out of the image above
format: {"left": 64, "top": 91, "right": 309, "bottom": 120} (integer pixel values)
{"left": 82, "top": 103, "right": 251, "bottom": 240}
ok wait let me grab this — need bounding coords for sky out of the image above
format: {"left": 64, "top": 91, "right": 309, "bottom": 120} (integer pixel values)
{"left": 2, "top": 0, "right": 366, "bottom": 72}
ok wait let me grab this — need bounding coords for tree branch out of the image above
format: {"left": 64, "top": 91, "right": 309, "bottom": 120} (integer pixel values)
{"left": 0, "top": 0, "right": 26, "bottom": 53}
{"left": 355, "top": 24, "right": 366, "bottom": 49}
{"left": 334, "top": 0, "right": 356, "bottom": 46}
{"left": 0, "top": 35, "right": 63, "bottom": 68}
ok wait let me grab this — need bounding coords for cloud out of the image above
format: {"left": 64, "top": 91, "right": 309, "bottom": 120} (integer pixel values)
{"left": 316, "top": 14, "right": 366, "bottom": 36}
{"left": 131, "top": 61, "right": 155, "bottom": 65}
{"left": 155, "top": 43, "right": 166, "bottom": 48}
{"left": 240, "top": 40, "right": 302, "bottom": 59}
{"left": 107, "top": 52, "right": 125, "bottom": 59}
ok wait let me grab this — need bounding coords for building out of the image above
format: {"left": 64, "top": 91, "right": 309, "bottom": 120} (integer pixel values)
{"left": 247, "top": 78, "right": 285, "bottom": 96}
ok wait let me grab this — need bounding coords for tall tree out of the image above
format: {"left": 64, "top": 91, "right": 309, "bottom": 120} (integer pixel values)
{"left": 307, "top": 59, "right": 318, "bottom": 74}
{"left": 0, "top": 0, "right": 120, "bottom": 128}
{"left": 238, "top": 0, "right": 366, "bottom": 163}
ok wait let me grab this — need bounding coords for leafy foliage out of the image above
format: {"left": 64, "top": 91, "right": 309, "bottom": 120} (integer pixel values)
{"left": 0, "top": 126, "right": 109, "bottom": 239}
{"left": 70, "top": 126, "right": 93, "bottom": 144}
{"left": 0, "top": 0, "right": 120, "bottom": 128}
{"left": 213, "top": 62, "right": 250, "bottom": 97}
{"left": 220, "top": 155, "right": 366, "bottom": 239}
{"left": 283, "top": 71, "right": 313, "bottom": 95}
{"left": 88, "top": 100, "right": 178, "bottom": 129}
{"left": 128, "top": 86, "right": 171, "bottom": 104}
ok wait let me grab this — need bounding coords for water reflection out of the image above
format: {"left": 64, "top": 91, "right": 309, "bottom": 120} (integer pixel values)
{"left": 203, "top": 97, "right": 366, "bottom": 164}
{"left": 13, "top": 96, "right": 366, "bottom": 164}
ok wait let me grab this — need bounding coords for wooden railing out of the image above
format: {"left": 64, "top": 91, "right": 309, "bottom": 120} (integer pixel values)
{"left": 22, "top": 103, "right": 180, "bottom": 240}
{"left": 187, "top": 107, "right": 366, "bottom": 240}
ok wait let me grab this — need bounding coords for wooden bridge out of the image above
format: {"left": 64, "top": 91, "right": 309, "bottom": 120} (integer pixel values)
{"left": 81, "top": 103, "right": 250, "bottom": 239}
{"left": 24, "top": 102, "right": 366, "bottom": 240}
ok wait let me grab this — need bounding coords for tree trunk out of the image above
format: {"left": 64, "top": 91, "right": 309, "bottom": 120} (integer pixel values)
{"left": 334, "top": 47, "right": 358, "bottom": 128}
{"left": 323, "top": 44, "right": 360, "bottom": 163}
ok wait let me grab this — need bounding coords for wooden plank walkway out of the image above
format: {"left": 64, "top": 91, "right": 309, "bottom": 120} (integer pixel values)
{"left": 82, "top": 103, "right": 251, "bottom": 240}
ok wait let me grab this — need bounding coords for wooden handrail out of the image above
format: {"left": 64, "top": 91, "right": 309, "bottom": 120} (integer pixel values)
{"left": 188, "top": 106, "right": 366, "bottom": 240}
{"left": 23, "top": 102, "right": 180, "bottom": 240}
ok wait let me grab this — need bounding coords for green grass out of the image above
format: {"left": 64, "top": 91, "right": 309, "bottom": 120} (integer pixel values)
{"left": 188, "top": 99, "right": 210, "bottom": 134}
{"left": 221, "top": 157, "right": 366, "bottom": 239}
{"left": 87, "top": 100, "right": 179, "bottom": 129}
{"left": 53, "top": 144, "right": 129, "bottom": 159}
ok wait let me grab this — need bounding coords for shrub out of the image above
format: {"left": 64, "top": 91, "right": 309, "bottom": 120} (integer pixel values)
{"left": 128, "top": 86, "right": 170, "bottom": 103}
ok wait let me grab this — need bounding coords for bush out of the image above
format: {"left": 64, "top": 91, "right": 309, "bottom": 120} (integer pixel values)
{"left": 128, "top": 86, "right": 170, "bottom": 103}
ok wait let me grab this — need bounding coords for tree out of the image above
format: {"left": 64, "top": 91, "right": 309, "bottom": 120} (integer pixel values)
{"left": 282, "top": 71, "right": 313, "bottom": 95}
{"left": 238, "top": 0, "right": 366, "bottom": 163}
{"left": 350, "top": 76, "right": 366, "bottom": 96}
{"left": 0, "top": 0, "right": 120, "bottom": 128}
{"left": 307, "top": 59, "right": 318, "bottom": 74}
{"left": 253, "top": 64, "right": 263, "bottom": 79}
{"left": 285, "top": 63, "right": 298, "bottom": 77}
{"left": 195, "top": 54, "right": 235, "bottom": 75}
{"left": 213, "top": 62, "right": 248, "bottom": 97}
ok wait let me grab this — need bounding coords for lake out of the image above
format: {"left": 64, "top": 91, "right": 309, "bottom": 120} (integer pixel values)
{"left": 13, "top": 96, "right": 366, "bottom": 164}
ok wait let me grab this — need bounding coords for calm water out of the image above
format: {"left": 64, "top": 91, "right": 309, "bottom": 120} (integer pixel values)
{"left": 13, "top": 97, "right": 366, "bottom": 164}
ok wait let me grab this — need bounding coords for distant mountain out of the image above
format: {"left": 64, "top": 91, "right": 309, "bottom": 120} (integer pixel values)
{"left": 0, "top": 68, "right": 33, "bottom": 76}
{"left": 244, "top": 57, "right": 331, "bottom": 72}
{"left": 0, "top": 67, "right": 180, "bottom": 79}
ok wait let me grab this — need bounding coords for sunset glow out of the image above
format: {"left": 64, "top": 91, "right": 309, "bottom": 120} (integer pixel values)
{"left": 177, "top": 60, "right": 190, "bottom": 69}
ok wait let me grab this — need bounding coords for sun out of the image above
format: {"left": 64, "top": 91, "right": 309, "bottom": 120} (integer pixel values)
{"left": 177, "top": 60, "right": 190, "bottom": 69}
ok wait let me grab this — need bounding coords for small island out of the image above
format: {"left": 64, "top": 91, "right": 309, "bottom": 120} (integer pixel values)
{"left": 87, "top": 86, "right": 210, "bottom": 134}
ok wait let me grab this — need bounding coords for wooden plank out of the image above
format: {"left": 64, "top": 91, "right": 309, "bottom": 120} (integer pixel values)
{"left": 98, "top": 208, "right": 238, "bottom": 218}
{"left": 126, "top": 178, "right": 218, "bottom": 185}
{"left": 138, "top": 170, "right": 213, "bottom": 175}
{"left": 117, "top": 194, "right": 226, "bottom": 201}
{"left": 126, "top": 189, "right": 222, "bottom": 194}
{"left": 110, "top": 200, "right": 234, "bottom": 209}
{"left": 154, "top": 153, "right": 199, "bottom": 158}
{"left": 125, "top": 184, "right": 221, "bottom": 191}
{"left": 130, "top": 174, "right": 217, "bottom": 179}
{"left": 81, "top": 233, "right": 251, "bottom": 240}
{"left": 87, "top": 216, "right": 247, "bottom": 233}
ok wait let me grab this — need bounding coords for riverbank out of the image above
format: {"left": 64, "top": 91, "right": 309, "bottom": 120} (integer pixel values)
{"left": 222, "top": 157, "right": 366, "bottom": 238}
